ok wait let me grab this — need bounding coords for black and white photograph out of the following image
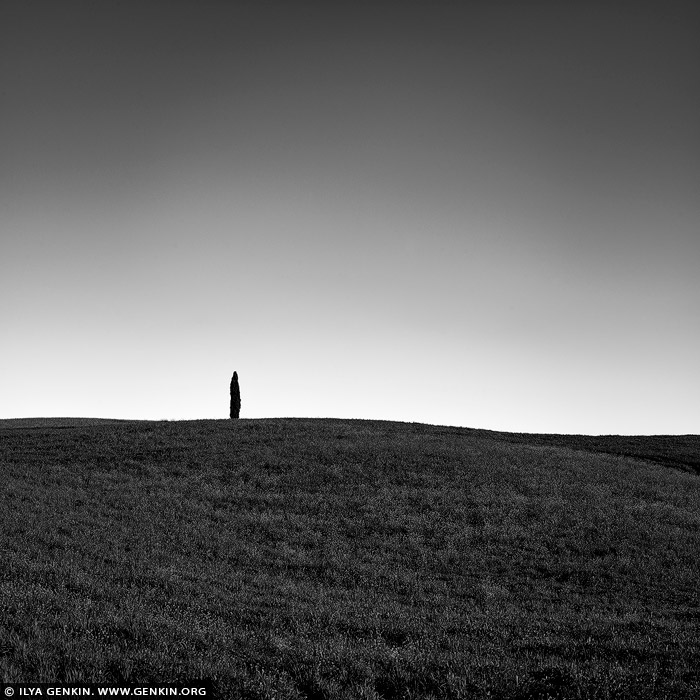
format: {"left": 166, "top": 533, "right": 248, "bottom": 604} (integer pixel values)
{"left": 1, "top": 0, "right": 699, "bottom": 697}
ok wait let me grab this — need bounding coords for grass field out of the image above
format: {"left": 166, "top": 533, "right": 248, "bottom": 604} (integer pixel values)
{"left": 0, "top": 418, "right": 698, "bottom": 698}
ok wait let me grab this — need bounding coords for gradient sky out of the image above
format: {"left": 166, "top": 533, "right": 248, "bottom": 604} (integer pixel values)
{"left": 2, "top": 1, "right": 699, "bottom": 434}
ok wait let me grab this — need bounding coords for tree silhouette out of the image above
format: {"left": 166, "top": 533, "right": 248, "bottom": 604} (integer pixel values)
{"left": 230, "top": 371, "right": 241, "bottom": 419}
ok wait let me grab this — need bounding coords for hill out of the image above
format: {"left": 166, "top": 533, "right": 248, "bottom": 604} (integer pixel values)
{"left": 0, "top": 418, "right": 698, "bottom": 698}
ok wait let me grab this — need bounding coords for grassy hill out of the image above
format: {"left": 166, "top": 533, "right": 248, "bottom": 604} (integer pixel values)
{"left": 0, "top": 418, "right": 698, "bottom": 698}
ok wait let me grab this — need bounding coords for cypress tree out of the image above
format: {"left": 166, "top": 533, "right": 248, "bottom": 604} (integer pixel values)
{"left": 230, "top": 371, "right": 241, "bottom": 419}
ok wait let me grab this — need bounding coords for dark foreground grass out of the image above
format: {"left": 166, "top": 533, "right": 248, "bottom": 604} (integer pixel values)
{"left": 0, "top": 418, "right": 698, "bottom": 699}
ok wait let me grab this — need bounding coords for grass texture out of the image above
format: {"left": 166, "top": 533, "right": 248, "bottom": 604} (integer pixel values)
{"left": 0, "top": 418, "right": 698, "bottom": 698}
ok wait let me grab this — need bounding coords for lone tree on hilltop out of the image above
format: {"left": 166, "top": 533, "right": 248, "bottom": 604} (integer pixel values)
{"left": 230, "top": 371, "right": 241, "bottom": 419}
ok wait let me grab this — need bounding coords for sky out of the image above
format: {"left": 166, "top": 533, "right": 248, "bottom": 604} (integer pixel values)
{"left": 2, "top": 1, "right": 698, "bottom": 434}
